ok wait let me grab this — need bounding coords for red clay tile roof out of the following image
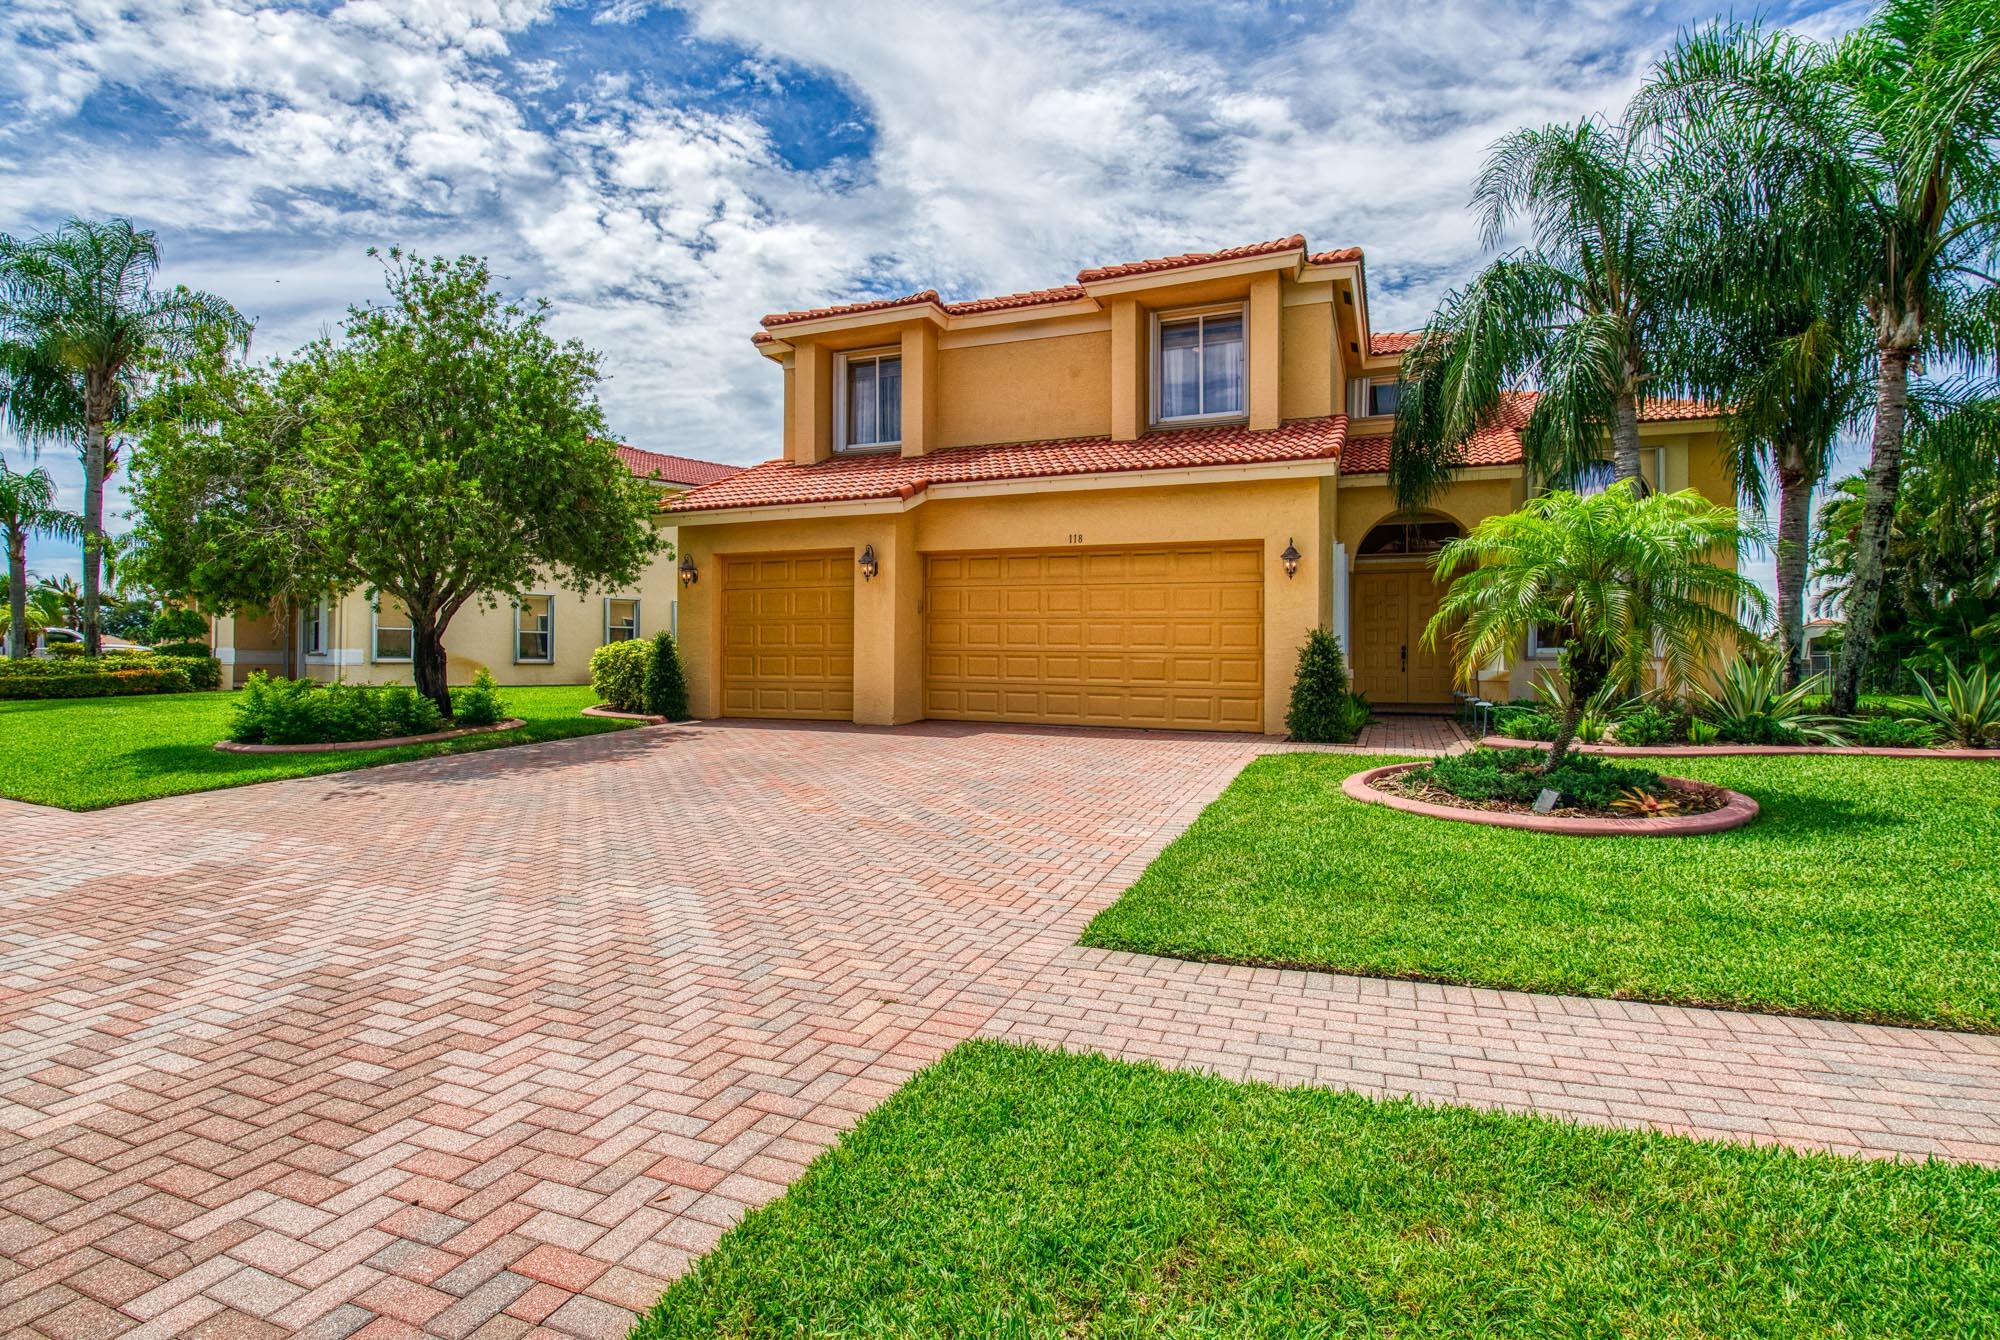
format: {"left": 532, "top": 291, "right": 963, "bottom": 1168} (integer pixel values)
{"left": 757, "top": 235, "right": 1352, "bottom": 339}
{"left": 670, "top": 416, "right": 1348, "bottom": 513}
{"left": 1370, "top": 331, "right": 1420, "bottom": 355}
{"left": 1340, "top": 392, "right": 1720, "bottom": 475}
{"left": 1075, "top": 234, "right": 1307, "bottom": 283}
{"left": 616, "top": 445, "right": 741, "bottom": 487}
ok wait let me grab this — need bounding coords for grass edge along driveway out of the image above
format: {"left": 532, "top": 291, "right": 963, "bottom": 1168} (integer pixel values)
{"left": 1082, "top": 751, "right": 2000, "bottom": 1033}
{"left": 0, "top": 684, "right": 634, "bottom": 810}
{"left": 635, "top": 1041, "right": 2000, "bottom": 1338}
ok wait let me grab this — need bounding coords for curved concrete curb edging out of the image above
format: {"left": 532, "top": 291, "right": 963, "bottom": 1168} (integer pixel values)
{"left": 581, "top": 704, "right": 668, "bottom": 724}
{"left": 1479, "top": 735, "right": 1996, "bottom": 760}
{"left": 214, "top": 718, "right": 527, "bottom": 754}
{"left": 1343, "top": 761, "right": 1759, "bottom": 836}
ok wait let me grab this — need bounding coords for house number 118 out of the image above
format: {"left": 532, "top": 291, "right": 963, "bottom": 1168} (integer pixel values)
{"left": 1067, "top": 533, "right": 1084, "bottom": 545}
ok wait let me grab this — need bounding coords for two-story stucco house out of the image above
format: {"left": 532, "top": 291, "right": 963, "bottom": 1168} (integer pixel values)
{"left": 666, "top": 234, "right": 1732, "bottom": 735}
{"left": 209, "top": 445, "right": 739, "bottom": 688}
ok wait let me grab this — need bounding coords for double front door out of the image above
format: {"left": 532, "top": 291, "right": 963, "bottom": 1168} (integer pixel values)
{"left": 1351, "top": 568, "right": 1455, "bottom": 705}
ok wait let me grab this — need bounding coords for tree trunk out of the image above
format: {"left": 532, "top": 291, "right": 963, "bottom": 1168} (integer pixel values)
{"left": 6, "top": 528, "right": 26, "bottom": 659}
{"left": 80, "top": 374, "right": 111, "bottom": 657}
{"left": 1611, "top": 385, "right": 1644, "bottom": 490}
{"left": 1831, "top": 346, "right": 1911, "bottom": 714}
{"left": 1547, "top": 645, "right": 1609, "bottom": 769}
{"left": 1773, "top": 447, "right": 1814, "bottom": 690}
{"left": 411, "top": 616, "right": 452, "bottom": 718}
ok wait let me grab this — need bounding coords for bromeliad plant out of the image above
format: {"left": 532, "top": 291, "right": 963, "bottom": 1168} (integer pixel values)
{"left": 1427, "top": 482, "right": 1766, "bottom": 766}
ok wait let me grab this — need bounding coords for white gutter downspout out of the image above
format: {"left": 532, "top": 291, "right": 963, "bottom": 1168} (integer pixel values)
{"left": 1332, "top": 541, "right": 1351, "bottom": 656}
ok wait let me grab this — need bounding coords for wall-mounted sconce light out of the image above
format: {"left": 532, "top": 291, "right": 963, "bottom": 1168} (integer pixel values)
{"left": 678, "top": 554, "right": 698, "bottom": 586}
{"left": 1280, "top": 539, "right": 1301, "bottom": 579}
{"left": 858, "top": 544, "right": 879, "bottom": 582}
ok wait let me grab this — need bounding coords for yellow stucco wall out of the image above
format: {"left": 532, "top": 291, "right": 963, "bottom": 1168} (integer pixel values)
{"left": 937, "top": 331, "right": 1111, "bottom": 448}
{"left": 1280, "top": 293, "right": 1335, "bottom": 422}
{"left": 677, "top": 474, "right": 1328, "bottom": 732}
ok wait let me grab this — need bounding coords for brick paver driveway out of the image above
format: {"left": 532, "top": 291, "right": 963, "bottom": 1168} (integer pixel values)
{"left": 4, "top": 721, "right": 1997, "bottom": 1338}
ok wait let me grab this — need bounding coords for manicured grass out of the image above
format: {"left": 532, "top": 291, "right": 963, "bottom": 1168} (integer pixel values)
{"left": 0, "top": 684, "right": 634, "bottom": 810}
{"left": 1082, "top": 753, "right": 2000, "bottom": 1032}
{"left": 636, "top": 1042, "right": 2000, "bottom": 1338}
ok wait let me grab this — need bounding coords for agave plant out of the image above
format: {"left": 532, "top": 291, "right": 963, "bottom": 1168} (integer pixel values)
{"left": 1911, "top": 664, "right": 2000, "bottom": 748}
{"left": 1692, "top": 658, "right": 1847, "bottom": 745}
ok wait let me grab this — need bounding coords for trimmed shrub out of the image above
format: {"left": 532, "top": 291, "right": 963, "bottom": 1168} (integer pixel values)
{"left": 48, "top": 642, "right": 85, "bottom": 659}
{"left": 0, "top": 665, "right": 193, "bottom": 699}
{"left": 151, "top": 639, "right": 211, "bottom": 659}
{"left": 451, "top": 669, "right": 506, "bottom": 727}
{"left": 590, "top": 640, "right": 650, "bottom": 713}
{"left": 643, "top": 631, "right": 690, "bottom": 720}
{"left": 1417, "top": 746, "right": 1667, "bottom": 811}
{"left": 230, "top": 673, "right": 483, "bottom": 745}
{"left": 1285, "top": 628, "right": 1370, "bottom": 743}
{"left": 1849, "top": 716, "right": 1942, "bottom": 748}
{"left": 149, "top": 607, "right": 210, "bottom": 644}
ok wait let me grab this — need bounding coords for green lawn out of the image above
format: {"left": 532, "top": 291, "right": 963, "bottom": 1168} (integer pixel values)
{"left": 1082, "top": 753, "right": 2000, "bottom": 1033}
{"left": 0, "top": 684, "right": 633, "bottom": 810}
{"left": 636, "top": 1042, "right": 2000, "bottom": 1338}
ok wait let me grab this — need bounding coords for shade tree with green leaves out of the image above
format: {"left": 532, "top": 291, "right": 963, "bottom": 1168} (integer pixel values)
{"left": 1633, "top": 0, "right": 2000, "bottom": 713}
{"left": 1424, "top": 482, "right": 1767, "bottom": 765}
{"left": 0, "top": 218, "right": 248, "bottom": 655}
{"left": 131, "top": 251, "right": 665, "bottom": 716}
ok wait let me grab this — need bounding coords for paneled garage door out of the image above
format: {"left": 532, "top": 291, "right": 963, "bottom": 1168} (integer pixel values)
{"left": 925, "top": 545, "right": 1263, "bottom": 731}
{"left": 721, "top": 552, "right": 854, "bottom": 719}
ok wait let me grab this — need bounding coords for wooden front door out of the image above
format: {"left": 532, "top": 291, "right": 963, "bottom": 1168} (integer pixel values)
{"left": 1350, "top": 569, "right": 1455, "bottom": 705}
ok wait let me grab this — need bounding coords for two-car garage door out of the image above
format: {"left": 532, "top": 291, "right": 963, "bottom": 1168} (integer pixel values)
{"left": 721, "top": 544, "right": 1263, "bottom": 732}
{"left": 925, "top": 546, "right": 1263, "bottom": 731}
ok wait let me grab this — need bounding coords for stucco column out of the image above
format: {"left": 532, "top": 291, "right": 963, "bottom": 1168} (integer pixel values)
{"left": 850, "top": 511, "right": 924, "bottom": 725}
{"left": 791, "top": 342, "right": 833, "bottom": 464}
{"left": 1262, "top": 485, "right": 1323, "bottom": 733}
{"left": 677, "top": 526, "right": 722, "bottom": 718}
{"left": 1249, "top": 272, "right": 1280, "bottom": 431}
{"left": 1110, "top": 298, "right": 1145, "bottom": 442}
{"left": 900, "top": 324, "right": 939, "bottom": 458}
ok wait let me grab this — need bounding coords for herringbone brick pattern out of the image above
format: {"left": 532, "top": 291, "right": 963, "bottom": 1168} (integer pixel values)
{"left": 3, "top": 719, "right": 1996, "bottom": 1338}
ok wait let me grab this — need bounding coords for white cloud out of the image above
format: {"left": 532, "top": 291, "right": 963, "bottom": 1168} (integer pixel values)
{"left": 3, "top": 0, "right": 1862, "bottom": 590}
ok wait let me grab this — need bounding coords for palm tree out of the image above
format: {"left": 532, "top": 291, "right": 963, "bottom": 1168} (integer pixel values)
{"left": 0, "top": 459, "right": 80, "bottom": 657}
{"left": 0, "top": 584, "right": 65, "bottom": 652}
{"left": 1633, "top": 0, "right": 2000, "bottom": 713}
{"left": 36, "top": 573, "right": 82, "bottom": 629}
{"left": 1389, "top": 117, "right": 1702, "bottom": 508}
{"left": 0, "top": 217, "right": 247, "bottom": 655}
{"left": 1425, "top": 482, "right": 1767, "bottom": 765}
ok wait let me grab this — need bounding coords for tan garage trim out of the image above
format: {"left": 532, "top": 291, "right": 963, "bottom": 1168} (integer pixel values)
{"left": 720, "top": 551, "right": 855, "bottom": 719}
{"left": 925, "top": 544, "right": 1263, "bottom": 732}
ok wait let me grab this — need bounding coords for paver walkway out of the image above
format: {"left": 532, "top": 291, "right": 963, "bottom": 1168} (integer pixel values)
{"left": 2, "top": 720, "right": 1996, "bottom": 1338}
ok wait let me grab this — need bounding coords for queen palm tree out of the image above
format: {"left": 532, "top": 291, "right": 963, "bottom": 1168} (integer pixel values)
{"left": 0, "top": 460, "right": 80, "bottom": 657}
{"left": 0, "top": 217, "right": 247, "bottom": 655}
{"left": 1634, "top": 0, "right": 2000, "bottom": 713}
{"left": 1425, "top": 482, "right": 1767, "bottom": 765}
{"left": 1389, "top": 117, "right": 1704, "bottom": 509}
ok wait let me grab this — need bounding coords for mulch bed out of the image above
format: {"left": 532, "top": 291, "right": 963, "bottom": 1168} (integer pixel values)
{"left": 1386, "top": 768, "right": 1731, "bottom": 820}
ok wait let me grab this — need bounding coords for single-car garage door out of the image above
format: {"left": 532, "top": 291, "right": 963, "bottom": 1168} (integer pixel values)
{"left": 925, "top": 545, "right": 1263, "bottom": 731}
{"left": 721, "top": 552, "right": 854, "bottom": 719}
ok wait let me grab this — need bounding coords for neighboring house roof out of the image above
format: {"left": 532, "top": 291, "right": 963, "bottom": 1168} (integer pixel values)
{"left": 670, "top": 416, "right": 1349, "bottom": 513}
{"left": 1340, "top": 392, "right": 1722, "bottom": 475}
{"left": 755, "top": 235, "right": 1360, "bottom": 336}
{"left": 616, "top": 445, "right": 742, "bottom": 487}
{"left": 1370, "top": 331, "right": 1419, "bottom": 356}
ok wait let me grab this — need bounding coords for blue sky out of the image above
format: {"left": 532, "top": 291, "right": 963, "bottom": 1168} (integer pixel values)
{"left": 3, "top": 0, "right": 1871, "bottom": 588}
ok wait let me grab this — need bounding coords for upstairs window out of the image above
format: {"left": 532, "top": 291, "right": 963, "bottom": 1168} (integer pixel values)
{"left": 839, "top": 351, "right": 902, "bottom": 451}
{"left": 516, "top": 595, "right": 553, "bottom": 663}
{"left": 1155, "top": 309, "right": 1245, "bottom": 423}
{"left": 1368, "top": 379, "right": 1401, "bottom": 417}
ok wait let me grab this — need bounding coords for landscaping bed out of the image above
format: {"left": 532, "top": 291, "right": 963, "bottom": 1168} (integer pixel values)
{"left": 215, "top": 717, "right": 525, "bottom": 753}
{"left": 1348, "top": 757, "right": 1756, "bottom": 836}
{"left": 635, "top": 1042, "right": 2000, "bottom": 1338}
{"left": 1082, "top": 752, "right": 2000, "bottom": 1032}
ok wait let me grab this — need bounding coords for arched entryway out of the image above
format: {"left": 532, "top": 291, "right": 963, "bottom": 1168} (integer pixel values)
{"left": 1350, "top": 515, "right": 1462, "bottom": 706}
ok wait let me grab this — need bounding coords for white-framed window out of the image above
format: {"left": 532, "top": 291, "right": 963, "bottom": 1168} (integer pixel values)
{"left": 1348, "top": 377, "right": 1402, "bottom": 418}
{"left": 835, "top": 349, "right": 902, "bottom": 452}
{"left": 1528, "top": 624, "right": 1568, "bottom": 659}
{"left": 604, "top": 597, "right": 640, "bottom": 643}
{"left": 304, "top": 600, "right": 327, "bottom": 656}
{"left": 515, "top": 594, "right": 554, "bottom": 663}
{"left": 371, "top": 601, "right": 413, "bottom": 663}
{"left": 1552, "top": 449, "right": 1665, "bottom": 497}
{"left": 1153, "top": 306, "right": 1246, "bottom": 424}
